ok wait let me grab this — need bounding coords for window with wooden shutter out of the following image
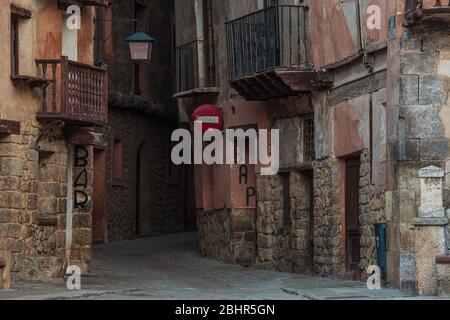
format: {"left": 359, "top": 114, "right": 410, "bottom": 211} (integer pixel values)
{"left": 11, "top": 15, "right": 19, "bottom": 76}
{"left": 10, "top": 5, "right": 31, "bottom": 77}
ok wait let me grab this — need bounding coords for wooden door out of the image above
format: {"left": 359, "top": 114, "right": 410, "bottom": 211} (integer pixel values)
{"left": 345, "top": 157, "right": 361, "bottom": 271}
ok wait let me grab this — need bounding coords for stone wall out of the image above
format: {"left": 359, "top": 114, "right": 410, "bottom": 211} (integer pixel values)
{"left": 198, "top": 208, "right": 256, "bottom": 266}
{"left": 313, "top": 156, "right": 343, "bottom": 275}
{"left": 256, "top": 172, "right": 313, "bottom": 273}
{"left": 70, "top": 145, "right": 94, "bottom": 271}
{"left": 106, "top": 109, "right": 185, "bottom": 242}
{"left": 0, "top": 120, "right": 91, "bottom": 280}
{"left": 388, "top": 26, "right": 450, "bottom": 291}
{"left": 359, "top": 149, "right": 386, "bottom": 272}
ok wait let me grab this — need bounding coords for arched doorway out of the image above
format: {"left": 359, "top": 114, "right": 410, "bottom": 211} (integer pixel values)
{"left": 136, "top": 142, "right": 151, "bottom": 236}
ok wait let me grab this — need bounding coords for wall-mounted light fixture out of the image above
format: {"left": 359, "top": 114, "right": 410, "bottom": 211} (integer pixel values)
{"left": 94, "top": 18, "right": 155, "bottom": 65}
{"left": 126, "top": 32, "right": 155, "bottom": 62}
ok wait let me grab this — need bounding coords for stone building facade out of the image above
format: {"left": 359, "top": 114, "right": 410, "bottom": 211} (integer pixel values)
{"left": 0, "top": 0, "right": 109, "bottom": 282}
{"left": 93, "top": 0, "right": 187, "bottom": 243}
{"left": 174, "top": 0, "right": 450, "bottom": 295}
{"left": 0, "top": 0, "right": 187, "bottom": 288}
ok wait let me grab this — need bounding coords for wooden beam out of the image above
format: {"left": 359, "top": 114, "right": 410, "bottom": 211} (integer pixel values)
{"left": 11, "top": 5, "right": 32, "bottom": 19}
{"left": 243, "top": 78, "right": 271, "bottom": 101}
{"left": 254, "top": 75, "right": 285, "bottom": 100}
{"left": 275, "top": 70, "right": 317, "bottom": 92}
{"left": 0, "top": 120, "right": 20, "bottom": 135}
{"left": 264, "top": 72, "right": 295, "bottom": 97}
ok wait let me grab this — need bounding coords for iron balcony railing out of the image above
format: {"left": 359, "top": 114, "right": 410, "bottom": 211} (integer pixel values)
{"left": 226, "top": 5, "right": 309, "bottom": 81}
{"left": 175, "top": 40, "right": 218, "bottom": 94}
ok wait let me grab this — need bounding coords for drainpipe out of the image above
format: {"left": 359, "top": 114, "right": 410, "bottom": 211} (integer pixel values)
{"left": 355, "top": 0, "right": 368, "bottom": 66}
{"left": 194, "top": 0, "right": 205, "bottom": 87}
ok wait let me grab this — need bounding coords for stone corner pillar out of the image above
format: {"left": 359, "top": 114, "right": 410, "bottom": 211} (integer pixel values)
{"left": 412, "top": 166, "right": 449, "bottom": 296}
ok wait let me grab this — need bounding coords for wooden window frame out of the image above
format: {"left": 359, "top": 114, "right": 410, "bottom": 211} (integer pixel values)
{"left": 10, "top": 5, "right": 31, "bottom": 77}
{"left": 112, "top": 137, "right": 125, "bottom": 185}
{"left": 303, "top": 117, "right": 315, "bottom": 163}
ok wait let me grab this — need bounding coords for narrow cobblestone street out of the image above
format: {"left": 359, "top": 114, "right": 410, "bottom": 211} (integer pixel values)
{"left": 0, "top": 232, "right": 434, "bottom": 300}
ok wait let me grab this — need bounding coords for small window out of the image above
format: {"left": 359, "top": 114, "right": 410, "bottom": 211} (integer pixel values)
{"left": 113, "top": 139, "right": 124, "bottom": 180}
{"left": 11, "top": 14, "right": 19, "bottom": 76}
{"left": 282, "top": 172, "right": 291, "bottom": 227}
{"left": 10, "top": 5, "right": 31, "bottom": 77}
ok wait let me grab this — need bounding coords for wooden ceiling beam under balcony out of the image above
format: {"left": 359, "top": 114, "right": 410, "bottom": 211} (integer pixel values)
{"left": 57, "top": 0, "right": 110, "bottom": 8}
{"left": 230, "top": 68, "right": 328, "bottom": 102}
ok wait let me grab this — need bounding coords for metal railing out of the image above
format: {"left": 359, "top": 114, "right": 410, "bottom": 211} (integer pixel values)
{"left": 36, "top": 56, "right": 108, "bottom": 124}
{"left": 226, "top": 5, "right": 309, "bottom": 81}
{"left": 175, "top": 40, "right": 218, "bottom": 94}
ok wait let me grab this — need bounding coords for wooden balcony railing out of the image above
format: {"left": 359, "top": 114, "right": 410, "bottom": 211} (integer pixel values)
{"left": 35, "top": 56, "right": 108, "bottom": 125}
{"left": 174, "top": 40, "right": 219, "bottom": 97}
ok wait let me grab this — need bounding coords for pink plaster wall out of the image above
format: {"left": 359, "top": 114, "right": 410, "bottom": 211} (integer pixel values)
{"left": 195, "top": 99, "right": 269, "bottom": 210}
{"left": 333, "top": 96, "right": 370, "bottom": 158}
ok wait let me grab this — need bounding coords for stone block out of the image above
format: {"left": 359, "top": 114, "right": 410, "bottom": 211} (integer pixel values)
{"left": 401, "top": 51, "right": 438, "bottom": 74}
{"left": 419, "top": 76, "right": 445, "bottom": 105}
{"left": 232, "top": 219, "right": 254, "bottom": 233}
{"left": 257, "top": 234, "right": 272, "bottom": 248}
{"left": 403, "top": 139, "right": 420, "bottom": 161}
{"left": 0, "top": 177, "right": 20, "bottom": 191}
{"left": 72, "top": 213, "right": 92, "bottom": 229}
{"left": 0, "top": 144, "right": 20, "bottom": 158}
{"left": 38, "top": 197, "right": 57, "bottom": 215}
{"left": 419, "top": 207, "right": 445, "bottom": 218}
{"left": 72, "top": 229, "right": 92, "bottom": 247}
{"left": 420, "top": 139, "right": 449, "bottom": 161}
{"left": 414, "top": 226, "right": 447, "bottom": 295}
{"left": 70, "top": 247, "right": 91, "bottom": 264}
{"left": 400, "top": 223, "right": 415, "bottom": 252}
{"left": 436, "top": 263, "right": 450, "bottom": 296}
{"left": 56, "top": 231, "right": 66, "bottom": 248}
{"left": 27, "top": 194, "right": 37, "bottom": 210}
{"left": 0, "top": 251, "right": 11, "bottom": 289}
{"left": 399, "top": 190, "right": 417, "bottom": 223}
{"left": 7, "top": 224, "right": 22, "bottom": 239}
{"left": 398, "top": 164, "right": 420, "bottom": 190}
{"left": 400, "top": 75, "right": 419, "bottom": 105}
{"left": 399, "top": 252, "right": 416, "bottom": 283}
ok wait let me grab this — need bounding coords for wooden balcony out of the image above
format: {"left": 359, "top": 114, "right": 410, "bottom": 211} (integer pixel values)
{"left": 35, "top": 57, "right": 108, "bottom": 126}
{"left": 404, "top": 0, "right": 450, "bottom": 26}
{"left": 225, "top": 5, "right": 331, "bottom": 101}
{"left": 174, "top": 40, "right": 219, "bottom": 98}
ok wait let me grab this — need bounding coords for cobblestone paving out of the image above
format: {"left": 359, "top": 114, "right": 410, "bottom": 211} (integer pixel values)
{"left": 0, "top": 232, "right": 445, "bottom": 300}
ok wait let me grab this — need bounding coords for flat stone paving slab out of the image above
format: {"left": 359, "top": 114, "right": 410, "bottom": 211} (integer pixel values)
{"left": 0, "top": 232, "right": 447, "bottom": 300}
